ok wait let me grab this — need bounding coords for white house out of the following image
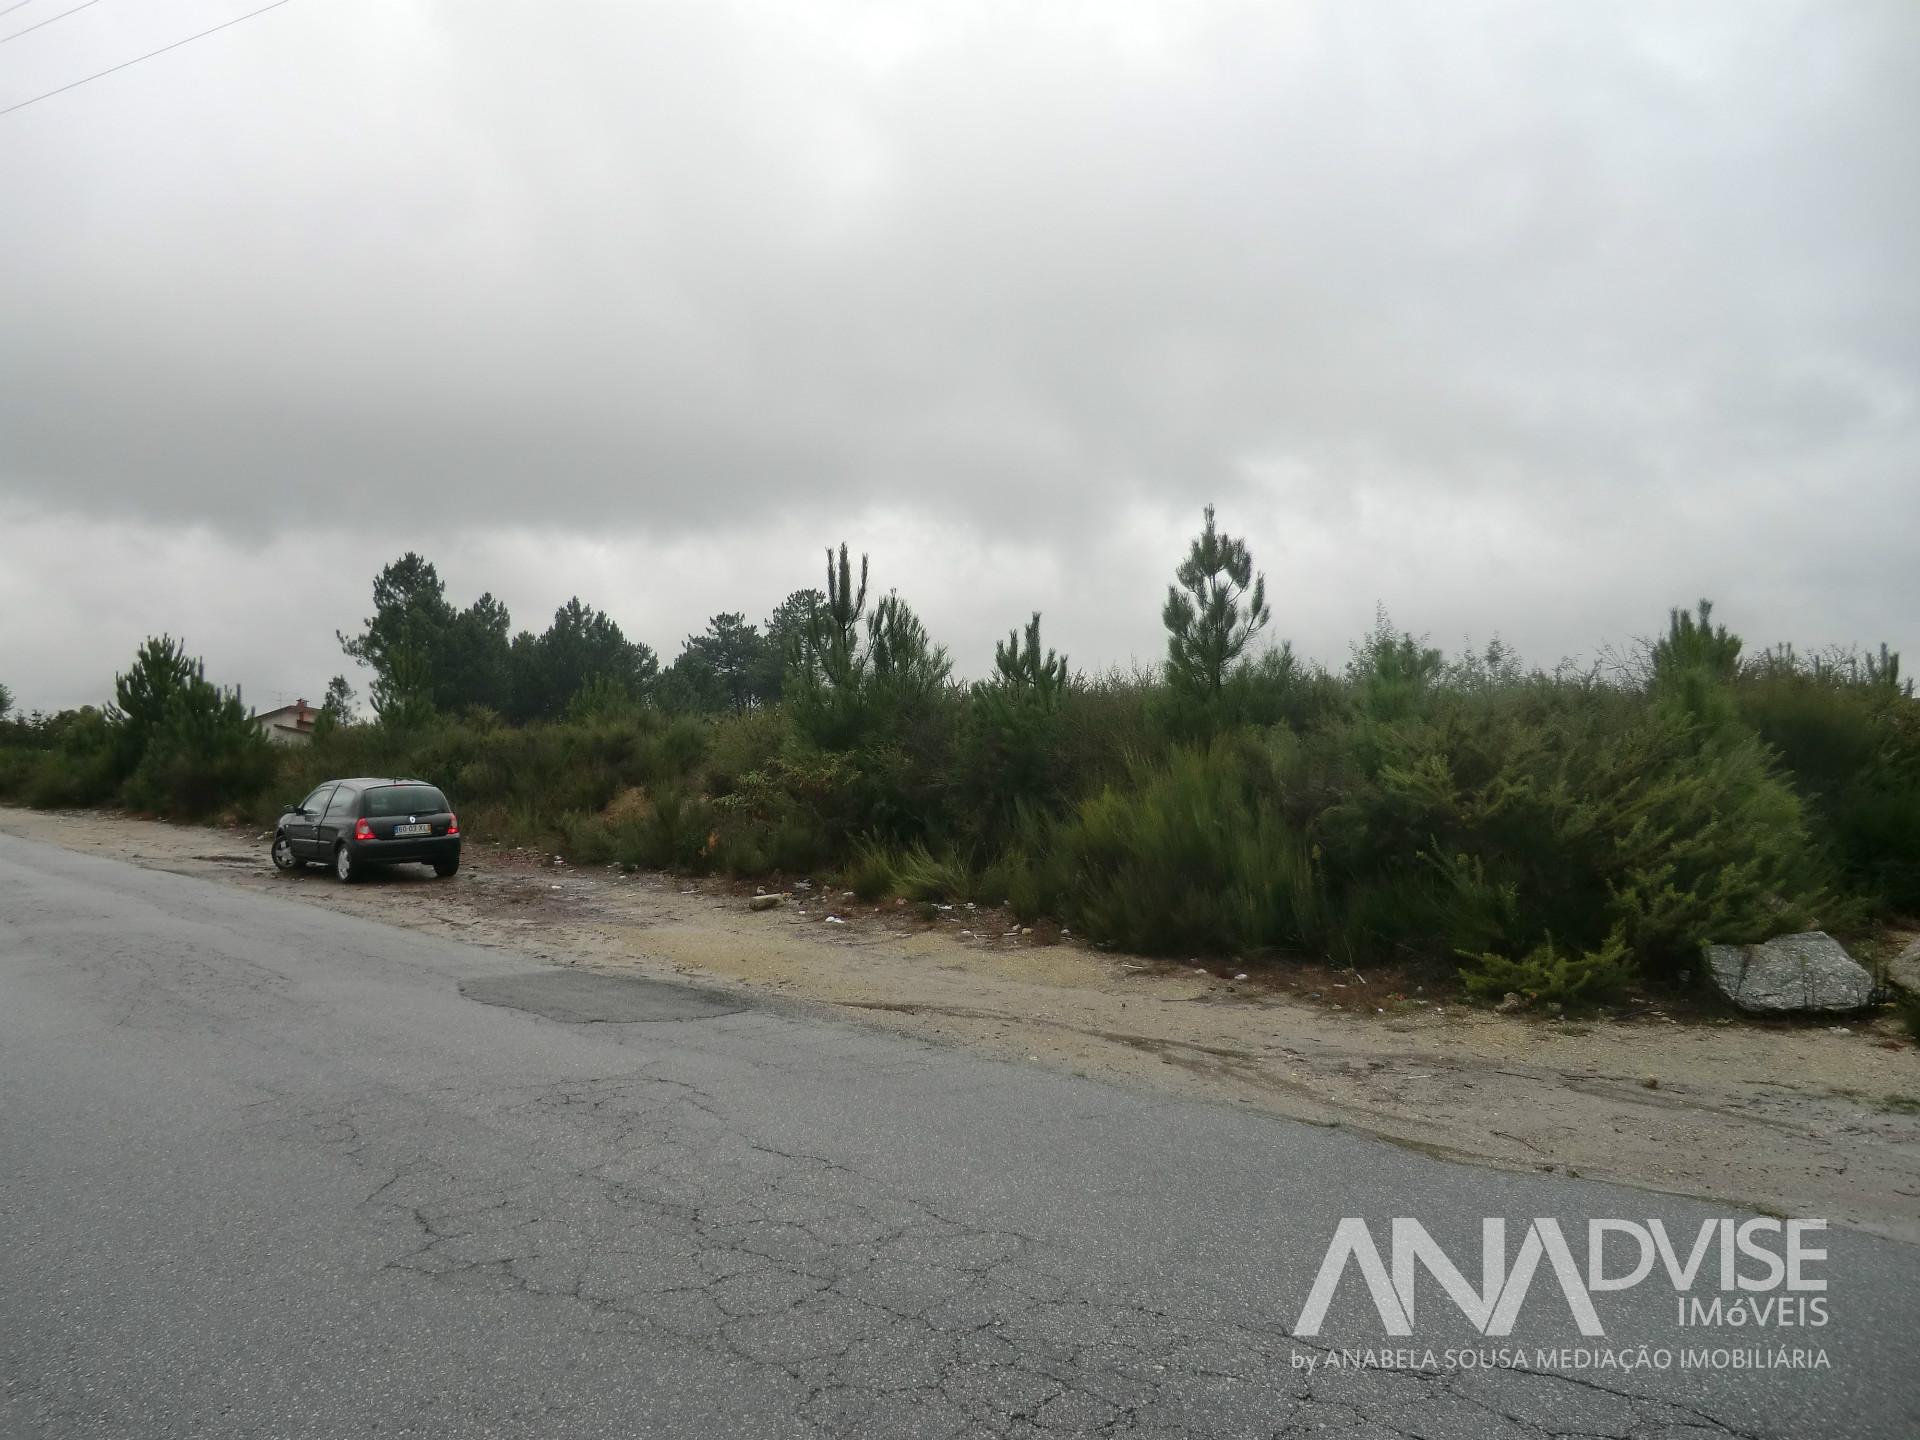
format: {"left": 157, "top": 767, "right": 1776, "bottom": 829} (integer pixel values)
{"left": 252, "top": 698, "right": 317, "bottom": 746}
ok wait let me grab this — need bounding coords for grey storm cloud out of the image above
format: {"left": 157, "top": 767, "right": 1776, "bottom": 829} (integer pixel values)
{"left": 1, "top": 0, "right": 1916, "bottom": 711}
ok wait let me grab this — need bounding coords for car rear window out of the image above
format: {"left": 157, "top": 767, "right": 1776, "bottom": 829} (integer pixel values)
{"left": 364, "top": 785, "right": 449, "bottom": 817}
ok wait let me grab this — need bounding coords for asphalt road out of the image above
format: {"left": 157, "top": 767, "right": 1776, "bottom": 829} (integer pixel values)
{"left": 2, "top": 832, "right": 1915, "bottom": 1439}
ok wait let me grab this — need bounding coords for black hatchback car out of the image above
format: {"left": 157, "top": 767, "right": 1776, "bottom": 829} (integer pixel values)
{"left": 272, "top": 778, "right": 461, "bottom": 882}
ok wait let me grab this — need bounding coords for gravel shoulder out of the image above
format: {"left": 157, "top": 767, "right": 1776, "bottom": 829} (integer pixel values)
{"left": 6, "top": 804, "right": 1917, "bottom": 1242}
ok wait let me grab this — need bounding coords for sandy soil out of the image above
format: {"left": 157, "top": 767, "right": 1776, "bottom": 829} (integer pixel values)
{"left": 6, "top": 805, "right": 1917, "bottom": 1242}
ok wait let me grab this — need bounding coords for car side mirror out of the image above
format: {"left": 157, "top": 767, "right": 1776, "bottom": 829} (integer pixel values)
{"left": 281, "top": 801, "right": 300, "bottom": 814}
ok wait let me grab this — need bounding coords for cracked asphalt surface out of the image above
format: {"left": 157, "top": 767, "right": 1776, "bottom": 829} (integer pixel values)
{"left": 3, "top": 834, "right": 1916, "bottom": 1439}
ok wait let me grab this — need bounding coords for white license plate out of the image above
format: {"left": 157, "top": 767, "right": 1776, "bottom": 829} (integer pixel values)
{"left": 394, "top": 823, "right": 431, "bottom": 837}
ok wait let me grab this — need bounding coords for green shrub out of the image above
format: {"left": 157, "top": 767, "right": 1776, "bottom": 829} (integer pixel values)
{"left": 23, "top": 746, "right": 119, "bottom": 809}
{"left": 0, "top": 745, "right": 35, "bottom": 797}
{"left": 601, "top": 787, "right": 717, "bottom": 872}
{"left": 841, "top": 838, "right": 980, "bottom": 902}
{"left": 979, "top": 828, "right": 1073, "bottom": 923}
{"left": 561, "top": 811, "right": 618, "bottom": 866}
{"left": 625, "top": 713, "right": 709, "bottom": 788}
{"left": 1740, "top": 668, "right": 1920, "bottom": 915}
{"left": 1309, "top": 674, "right": 1828, "bottom": 974}
{"left": 844, "top": 839, "right": 897, "bottom": 900}
{"left": 956, "top": 682, "right": 1069, "bottom": 843}
{"left": 1459, "top": 929, "right": 1635, "bottom": 1009}
{"left": 1058, "top": 740, "right": 1323, "bottom": 956}
{"left": 704, "top": 707, "right": 786, "bottom": 796}
{"left": 888, "top": 841, "right": 977, "bottom": 901}
{"left": 1603, "top": 694, "right": 1832, "bottom": 968}
{"left": 1325, "top": 850, "right": 1518, "bottom": 969}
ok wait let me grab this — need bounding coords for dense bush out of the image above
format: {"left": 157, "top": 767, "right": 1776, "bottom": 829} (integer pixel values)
{"left": 1055, "top": 739, "right": 1322, "bottom": 957}
{"left": 4, "top": 523, "right": 1914, "bottom": 1009}
{"left": 123, "top": 669, "right": 276, "bottom": 817}
{"left": 1739, "top": 656, "right": 1920, "bottom": 914}
{"left": 1458, "top": 930, "right": 1636, "bottom": 1009}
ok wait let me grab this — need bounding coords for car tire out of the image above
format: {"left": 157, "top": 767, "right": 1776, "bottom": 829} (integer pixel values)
{"left": 334, "top": 843, "right": 358, "bottom": 884}
{"left": 432, "top": 856, "right": 460, "bottom": 878}
{"left": 271, "top": 833, "right": 305, "bottom": 872}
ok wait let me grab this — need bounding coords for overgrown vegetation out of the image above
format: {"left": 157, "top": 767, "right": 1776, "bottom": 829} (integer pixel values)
{"left": 4, "top": 518, "right": 1914, "bottom": 1010}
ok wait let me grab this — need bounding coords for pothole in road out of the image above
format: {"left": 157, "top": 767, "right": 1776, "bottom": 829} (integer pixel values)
{"left": 459, "top": 970, "right": 747, "bottom": 1024}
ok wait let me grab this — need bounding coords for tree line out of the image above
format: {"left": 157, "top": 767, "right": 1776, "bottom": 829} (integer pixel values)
{"left": 325, "top": 550, "right": 823, "bottom": 729}
{"left": 3, "top": 507, "right": 1915, "bottom": 1010}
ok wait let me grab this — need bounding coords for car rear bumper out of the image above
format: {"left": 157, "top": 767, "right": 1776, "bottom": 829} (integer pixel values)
{"left": 345, "top": 836, "right": 461, "bottom": 865}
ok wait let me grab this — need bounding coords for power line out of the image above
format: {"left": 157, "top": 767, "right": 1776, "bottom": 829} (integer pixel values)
{"left": 1, "top": 0, "right": 295, "bottom": 116}
{"left": 0, "top": 0, "right": 46, "bottom": 17}
{"left": 3, "top": 0, "right": 102, "bottom": 45}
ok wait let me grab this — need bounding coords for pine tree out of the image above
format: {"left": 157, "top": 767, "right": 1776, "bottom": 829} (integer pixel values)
{"left": 370, "top": 639, "right": 436, "bottom": 734}
{"left": 339, "top": 553, "right": 453, "bottom": 686}
{"left": 668, "top": 613, "right": 772, "bottom": 713}
{"left": 1163, "top": 506, "right": 1269, "bottom": 698}
{"left": 962, "top": 613, "right": 1071, "bottom": 832}
{"left": 313, "top": 675, "right": 356, "bottom": 739}
{"left": 320, "top": 674, "right": 356, "bottom": 723}
{"left": 804, "top": 544, "right": 869, "bottom": 690}
{"left": 1652, "top": 599, "right": 1742, "bottom": 684}
{"left": 109, "top": 635, "right": 198, "bottom": 778}
{"left": 340, "top": 554, "right": 515, "bottom": 713}
{"left": 866, "top": 592, "right": 950, "bottom": 699}
{"left": 992, "top": 613, "right": 1068, "bottom": 706}
{"left": 757, "top": 588, "right": 824, "bottom": 703}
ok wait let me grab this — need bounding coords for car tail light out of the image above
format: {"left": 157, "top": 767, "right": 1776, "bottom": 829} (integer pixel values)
{"left": 353, "top": 818, "right": 375, "bottom": 841}
{"left": 447, "top": 814, "right": 459, "bottom": 836}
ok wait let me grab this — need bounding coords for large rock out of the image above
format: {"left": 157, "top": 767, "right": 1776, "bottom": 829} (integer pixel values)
{"left": 1703, "top": 931, "right": 1874, "bottom": 1014}
{"left": 1886, "top": 936, "right": 1920, "bottom": 997}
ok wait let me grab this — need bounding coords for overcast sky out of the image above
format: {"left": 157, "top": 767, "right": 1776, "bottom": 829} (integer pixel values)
{"left": 2, "top": 0, "right": 1915, "bottom": 713}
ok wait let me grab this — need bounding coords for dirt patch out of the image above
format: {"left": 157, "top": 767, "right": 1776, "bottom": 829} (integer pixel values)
{"left": 458, "top": 970, "right": 746, "bottom": 1024}
{"left": 6, "top": 804, "right": 1918, "bottom": 1242}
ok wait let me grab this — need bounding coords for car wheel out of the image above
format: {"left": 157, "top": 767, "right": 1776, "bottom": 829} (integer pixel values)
{"left": 432, "top": 856, "right": 460, "bottom": 878}
{"left": 334, "top": 843, "right": 357, "bottom": 883}
{"left": 271, "top": 833, "right": 304, "bottom": 872}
